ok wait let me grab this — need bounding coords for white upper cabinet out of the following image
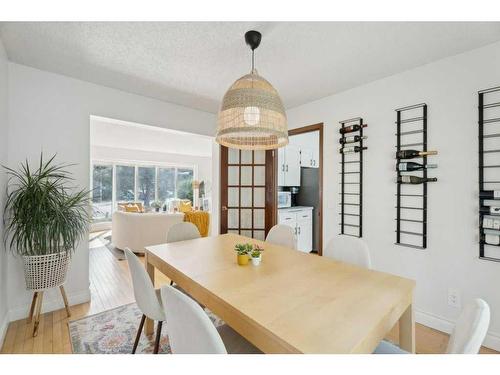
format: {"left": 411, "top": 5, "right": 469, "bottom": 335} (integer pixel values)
{"left": 278, "top": 147, "right": 285, "bottom": 186}
{"left": 278, "top": 144, "right": 301, "bottom": 186}
{"left": 299, "top": 147, "right": 318, "bottom": 168}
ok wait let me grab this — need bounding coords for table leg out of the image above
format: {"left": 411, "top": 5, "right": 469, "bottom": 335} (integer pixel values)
{"left": 399, "top": 303, "right": 415, "bottom": 353}
{"left": 145, "top": 252, "right": 155, "bottom": 335}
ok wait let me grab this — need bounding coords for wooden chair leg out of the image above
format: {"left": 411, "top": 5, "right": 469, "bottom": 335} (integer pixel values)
{"left": 153, "top": 321, "right": 163, "bottom": 354}
{"left": 59, "top": 285, "right": 71, "bottom": 317}
{"left": 27, "top": 292, "right": 38, "bottom": 323}
{"left": 33, "top": 291, "right": 44, "bottom": 337}
{"left": 132, "top": 315, "right": 146, "bottom": 354}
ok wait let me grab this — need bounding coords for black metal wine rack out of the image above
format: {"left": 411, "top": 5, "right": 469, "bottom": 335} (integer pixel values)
{"left": 478, "top": 85, "right": 500, "bottom": 262}
{"left": 339, "top": 117, "right": 366, "bottom": 238}
{"left": 395, "top": 103, "right": 429, "bottom": 249}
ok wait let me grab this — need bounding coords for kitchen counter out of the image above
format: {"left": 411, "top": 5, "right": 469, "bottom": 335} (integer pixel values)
{"left": 278, "top": 206, "right": 314, "bottom": 211}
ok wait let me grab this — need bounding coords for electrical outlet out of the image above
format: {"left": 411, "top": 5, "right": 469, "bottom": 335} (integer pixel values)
{"left": 448, "top": 288, "right": 461, "bottom": 309}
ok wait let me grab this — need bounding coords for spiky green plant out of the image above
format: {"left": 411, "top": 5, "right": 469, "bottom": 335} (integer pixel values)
{"left": 2, "top": 153, "right": 90, "bottom": 256}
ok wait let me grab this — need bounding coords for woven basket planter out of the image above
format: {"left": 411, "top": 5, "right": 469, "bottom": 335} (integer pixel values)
{"left": 22, "top": 252, "right": 70, "bottom": 291}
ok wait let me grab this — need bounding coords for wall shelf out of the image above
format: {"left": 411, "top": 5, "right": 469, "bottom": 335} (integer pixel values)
{"left": 395, "top": 103, "right": 430, "bottom": 249}
{"left": 339, "top": 117, "right": 366, "bottom": 238}
{"left": 478, "top": 85, "right": 500, "bottom": 262}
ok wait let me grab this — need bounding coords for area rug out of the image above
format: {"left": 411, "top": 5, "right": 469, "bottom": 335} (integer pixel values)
{"left": 69, "top": 303, "right": 224, "bottom": 354}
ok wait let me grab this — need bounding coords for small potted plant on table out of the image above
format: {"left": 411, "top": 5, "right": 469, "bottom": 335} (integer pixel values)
{"left": 250, "top": 245, "right": 264, "bottom": 266}
{"left": 151, "top": 200, "right": 163, "bottom": 212}
{"left": 234, "top": 243, "right": 253, "bottom": 266}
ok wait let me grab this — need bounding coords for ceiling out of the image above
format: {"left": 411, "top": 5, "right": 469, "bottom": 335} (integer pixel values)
{"left": 1, "top": 22, "right": 500, "bottom": 113}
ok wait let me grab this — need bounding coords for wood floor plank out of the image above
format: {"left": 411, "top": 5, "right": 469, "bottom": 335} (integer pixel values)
{"left": 13, "top": 318, "right": 27, "bottom": 353}
{"left": 1, "top": 236, "right": 497, "bottom": 354}
{"left": 32, "top": 313, "right": 44, "bottom": 353}
{"left": 42, "top": 311, "right": 53, "bottom": 353}
{"left": 1, "top": 319, "right": 17, "bottom": 354}
{"left": 52, "top": 308, "right": 62, "bottom": 353}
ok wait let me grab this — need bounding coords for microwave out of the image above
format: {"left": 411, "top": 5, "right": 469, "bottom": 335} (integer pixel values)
{"left": 278, "top": 191, "right": 291, "bottom": 208}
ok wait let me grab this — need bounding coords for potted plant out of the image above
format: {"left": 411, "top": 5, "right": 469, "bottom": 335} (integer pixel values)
{"left": 234, "top": 243, "right": 252, "bottom": 266}
{"left": 250, "top": 245, "right": 264, "bottom": 266}
{"left": 151, "top": 200, "right": 163, "bottom": 212}
{"left": 2, "top": 154, "right": 90, "bottom": 336}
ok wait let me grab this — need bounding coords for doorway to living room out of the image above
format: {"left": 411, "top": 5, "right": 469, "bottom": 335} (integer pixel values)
{"left": 88, "top": 115, "right": 216, "bottom": 309}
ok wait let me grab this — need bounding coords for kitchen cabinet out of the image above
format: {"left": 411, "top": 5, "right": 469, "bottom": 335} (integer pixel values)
{"left": 278, "top": 207, "right": 313, "bottom": 253}
{"left": 300, "top": 147, "right": 319, "bottom": 168}
{"left": 278, "top": 144, "right": 301, "bottom": 186}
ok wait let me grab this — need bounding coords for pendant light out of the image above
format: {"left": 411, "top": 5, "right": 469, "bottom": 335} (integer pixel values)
{"left": 216, "top": 30, "right": 288, "bottom": 150}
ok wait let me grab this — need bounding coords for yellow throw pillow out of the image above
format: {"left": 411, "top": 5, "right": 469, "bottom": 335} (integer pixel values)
{"left": 125, "top": 204, "right": 140, "bottom": 213}
{"left": 179, "top": 200, "right": 193, "bottom": 213}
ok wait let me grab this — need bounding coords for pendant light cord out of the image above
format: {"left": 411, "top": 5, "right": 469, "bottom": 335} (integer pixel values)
{"left": 252, "top": 49, "right": 254, "bottom": 72}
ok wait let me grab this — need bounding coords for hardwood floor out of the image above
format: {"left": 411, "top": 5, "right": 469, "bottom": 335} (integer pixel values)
{"left": 1, "top": 232, "right": 497, "bottom": 354}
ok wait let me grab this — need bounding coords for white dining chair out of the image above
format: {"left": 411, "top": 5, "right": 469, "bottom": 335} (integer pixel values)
{"left": 160, "top": 285, "right": 261, "bottom": 354}
{"left": 166, "top": 222, "right": 201, "bottom": 286}
{"left": 374, "top": 298, "right": 491, "bottom": 354}
{"left": 124, "top": 248, "right": 166, "bottom": 354}
{"left": 166, "top": 222, "right": 201, "bottom": 243}
{"left": 324, "top": 236, "right": 371, "bottom": 269}
{"left": 265, "top": 225, "right": 297, "bottom": 250}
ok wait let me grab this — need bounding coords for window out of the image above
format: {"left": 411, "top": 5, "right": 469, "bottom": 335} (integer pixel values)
{"left": 116, "top": 165, "right": 135, "bottom": 203}
{"left": 158, "top": 167, "right": 175, "bottom": 202}
{"left": 91, "top": 162, "right": 196, "bottom": 221}
{"left": 177, "top": 168, "right": 194, "bottom": 204}
{"left": 137, "top": 166, "right": 156, "bottom": 208}
{"left": 91, "top": 165, "right": 113, "bottom": 222}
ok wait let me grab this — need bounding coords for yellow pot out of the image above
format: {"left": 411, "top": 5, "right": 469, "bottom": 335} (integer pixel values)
{"left": 237, "top": 254, "right": 249, "bottom": 266}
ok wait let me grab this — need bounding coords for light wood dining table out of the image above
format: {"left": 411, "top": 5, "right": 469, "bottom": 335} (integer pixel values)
{"left": 144, "top": 233, "right": 415, "bottom": 354}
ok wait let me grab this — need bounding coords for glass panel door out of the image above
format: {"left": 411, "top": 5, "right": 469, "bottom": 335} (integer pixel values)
{"left": 220, "top": 147, "right": 275, "bottom": 240}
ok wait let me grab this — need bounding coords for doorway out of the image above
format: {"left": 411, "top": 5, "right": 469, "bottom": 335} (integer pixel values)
{"left": 275, "top": 123, "right": 323, "bottom": 255}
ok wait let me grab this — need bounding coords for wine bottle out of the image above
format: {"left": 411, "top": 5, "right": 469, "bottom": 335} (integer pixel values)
{"left": 397, "top": 176, "right": 437, "bottom": 184}
{"left": 481, "top": 233, "right": 500, "bottom": 246}
{"left": 339, "top": 124, "right": 367, "bottom": 134}
{"left": 396, "top": 150, "right": 438, "bottom": 159}
{"left": 339, "top": 135, "right": 367, "bottom": 145}
{"left": 482, "top": 216, "right": 500, "bottom": 230}
{"left": 339, "top": 146, "right": 367, "bottom": 154}
{"left": 397, "top": 162, "right": 437, "bottom": 171}
{"left": 480, "top": 190, "right": 500, "bottom": 199}
{"left": 480, "top": 206, "right": 500, "bottom": 215}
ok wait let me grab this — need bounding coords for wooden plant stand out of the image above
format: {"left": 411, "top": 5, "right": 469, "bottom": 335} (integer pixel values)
{"left": 27, "top": 285, "right": 71, "bottom": 337}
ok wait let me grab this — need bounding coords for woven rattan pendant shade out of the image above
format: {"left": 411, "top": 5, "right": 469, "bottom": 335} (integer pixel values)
{"left": 216, "top": 31, "right": 288, "bottom": 150}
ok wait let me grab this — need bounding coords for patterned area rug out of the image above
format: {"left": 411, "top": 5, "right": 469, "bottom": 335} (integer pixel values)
{"left": 69, "top": 303, "right": 224, "bottom": 354}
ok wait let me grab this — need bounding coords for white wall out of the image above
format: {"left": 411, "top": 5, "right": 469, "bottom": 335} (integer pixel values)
{"left": 0, "top": 38, "right": 9, "bottom": 346}
{"left": 287, "top": 41, "right": 500, "bottom": 349}
{"left": 6, "top": 62, "right": 216, "bottom": 321}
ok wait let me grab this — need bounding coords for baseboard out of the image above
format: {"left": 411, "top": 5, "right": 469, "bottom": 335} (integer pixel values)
{"left": 7, "top": 287, "right": 91, "bottom": 322}
{"left": 0, "top": 309, "right": 10, "bottom": 349}
{"left": 415, "top": 308, "right": 500, "bottom": 352}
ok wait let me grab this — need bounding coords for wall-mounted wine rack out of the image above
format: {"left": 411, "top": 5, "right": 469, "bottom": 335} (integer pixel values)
{"left": 478, "top": 85, "right": 500, "bottom": 262}
{"left": 339, "top": 117, "right": 366, "bottom": 238}
{"left": 395, "top": 103, "right": 435, "bottom": 249}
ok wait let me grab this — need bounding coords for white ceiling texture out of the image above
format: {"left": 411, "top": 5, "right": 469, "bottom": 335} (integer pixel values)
{"left": 1, "top": 22, "right": 500, "bottom": 113}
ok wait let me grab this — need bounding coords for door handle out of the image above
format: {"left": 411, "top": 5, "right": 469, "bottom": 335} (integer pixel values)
{"left": 282, "top": 164, "right": 285, "bottom": 172}
{"left": 286, "top": 164, "right": 288, "bottom": 172}
{"left": 298, "top": 227, "right": 301, "bottom": 235}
